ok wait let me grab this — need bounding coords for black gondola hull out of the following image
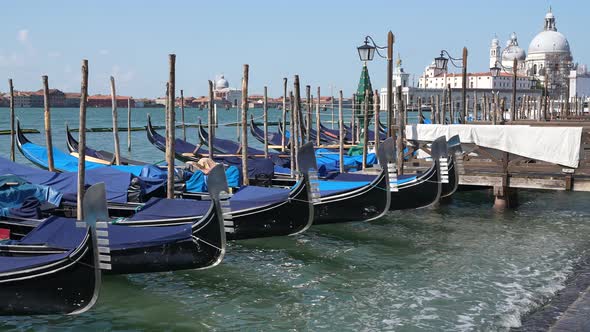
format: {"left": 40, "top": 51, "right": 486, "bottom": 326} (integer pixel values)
{"left": 0, "top": 231, "right": 98, "bottom": 315}
{"left": 313, "top": 170, "right": 389, "bottom": 224}
{"left": 390, "top": 164, "right": 441, "bottom": 210}
{"left": 182, "top": 179, "right": 313, "bottom": 240}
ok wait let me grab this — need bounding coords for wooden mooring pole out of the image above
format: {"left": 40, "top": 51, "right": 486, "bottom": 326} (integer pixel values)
{"left": 77, "top": 60, "right": 89, "bottom": 221}
{"left": 263, "top": 86, "right": 268, "bottom": 158}
{"left": 417, "top": 97, "right": 423, "bottom": 124}
{"left": 338, "top": 90, "right": 344, "bottom": 173}
{"left": 180, "top": 89, "right": 186, "bottom": 141}
{"left": 362, "top": 89, "right": 369, "bottom": 170}
{"left": 395, "top": 85, "right": 404, "bottom": 175}
{"left": 374, "top": 90, "right": 380, "bottom": 153}
{"left": 208, "top": 80, "right": 215, "bottom": 159}
{"left": 305, "top": 85, "right": 311, "bottom": 143}
{"left": 281, "top": 78, "right": 287, "bottom": 152}
{"left": 8, "top": 79, "right": 15, "bottom": 161}
{"left": 127, "top": 98, "right": 131, "bottom": 151}
{"left": 241, "top": 64, "right": 249, "bottom": 185}
{"left": 166, "top": 54, "right": 176, "bottom": 199}
{"left": 42, "top": 75, "right": 55, "bottom": 172}
{"left": 293, "top": 75, "right": 301, "bottom": 177}
{"left": 110, "top": 76, "right": 121, "bottom": 165}
{"left": 289, "top": 90, "right": 295, "bottom": 178}
{"left": 316, "top": 86, "right": 321, "bottom": 146}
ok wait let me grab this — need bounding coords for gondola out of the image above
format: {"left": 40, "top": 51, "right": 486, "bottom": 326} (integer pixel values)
{"left": 16, "top": 120, "right": 166, "bottom": 206}
{"left": 146, "top": 118, "right": 314, "bottom": 240}
{"left": 197, "top": 119, "right": 289, "bottom": 167}
{"left": 0, "top": 165, "right": 228, "bottom": 275}
{"left": 297, "top": 138, "right": 392, "bottom": 224}
{"left": 0, "top": 183, "right": 108, "bottom": 315}
{"left": 66, "top": 124, "right": 147, "bottom": 165}
{"left": 146, "top": 115, "right": 275, "bottom": 183}
{"left": 318, "top": 136, "right": 447, "bottom": 210}
{"left": 66, "top": 120, "right": 314, "bottom": 241}
{"left": 182, "top": 173, "right": 314, "bottom": 240}
{"left": 249, "top": 116, "right": 291, "bottom": 149}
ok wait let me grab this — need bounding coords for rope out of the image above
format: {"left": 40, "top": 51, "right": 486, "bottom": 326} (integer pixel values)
{"left": 192, "top": 235, "right": 223, "bottom": 252}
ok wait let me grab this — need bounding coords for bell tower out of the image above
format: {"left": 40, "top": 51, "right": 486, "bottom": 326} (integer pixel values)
{"left": 489, "top": 35, "right": 501, "bottom": 69}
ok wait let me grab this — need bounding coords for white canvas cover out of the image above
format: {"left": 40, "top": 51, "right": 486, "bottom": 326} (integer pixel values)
{"left": 405, "top": 124, "right": 582, "bottom": 168}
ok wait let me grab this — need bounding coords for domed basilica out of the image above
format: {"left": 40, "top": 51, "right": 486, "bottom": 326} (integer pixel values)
{"left": 491, "top": 8, "right": 574, "bottom": 97}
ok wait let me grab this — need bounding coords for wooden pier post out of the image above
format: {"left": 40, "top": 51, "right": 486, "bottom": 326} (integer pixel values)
{"left": 395, "top": 86, "right": 404, "bottom": 175}
{"left": 434, "top": 95, "right": 440, "bottom": 124}
{"left": 351, "top": 93, "right": 357, "bottom": 144}
{"left": 373, "top": 89, "right": 380, "bottom": 152}
{"left": 289, "top": 90, "right": 295, "bottom": 178}
{"left": 42, "top": 75, "right": 55, "bottom": 172}
{"left": 430, "top": 96, "right": 436, "bottom": 124}
{"left": 127, "top": 98, "right": 131, "bottom": 151}
{"left": 447, "top": 84, "right": 453, "bottom": 124}
{"left": 316, "top": 86, "right": 321, "bottom": 146}
{"left": 386, "top": 31, "right": 394, "bottom": 138}
{"left": 491, "top": 95, "right": 497, "bottom": 125}
{"left": 281, "top": 78, "right": 287, "bottom": 152}
{"left": 417, "top": 97, "right": 423, "bottom": 124}
{"left": 109, "top": 76, "right": 121, "bottom": 165}
{"left": 293, "top": 75, "right": 301, "bottom": 176}
{"left": 8, "top": 79, "right": 15, "bottom": 161}
{"left": 208, "top": 80, "right": 215, "bottom": 159}
{"left": 339, "top": 90, "right": 344, "bottom": 173}
{"left": 180, "top": 89, "right": 186, "bottom": 141}
{"left": 362, "top": 89, "right": 369, "bottom": 170}
{"left": 241, "top": 64, "right": 249, "bottom": 185}
{"left": 263, "top": 86, "right": 268, "bottom": 158}
{"left": 305, "top": 85, "right": 311, "bottom": 143}
{"left": 442, "top": 88, "right": 448, "bottom": 124}
{"left": 77, "top": 59, "right": 89, "bottom": 221}
{"left": 166, "top": 54, "right": 176, "bottom": 199}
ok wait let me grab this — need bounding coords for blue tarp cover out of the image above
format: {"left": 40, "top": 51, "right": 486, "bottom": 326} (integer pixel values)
{"left": 18, "top": 213, "right": 193, "bottom": 252}
{"left": 229, "top": 185, "right": 290, "bottom": 211}
{"left": 0, "top": 156, "right": 134, "bottom": 204}
{"left": 0, "top": 175, "right": 62, "bottom": 217}
{"left": 129, "top": 197, "right": 211, "bottom": 220}
{"left": 150, "top": 126, "right": 274, "bottom": 182}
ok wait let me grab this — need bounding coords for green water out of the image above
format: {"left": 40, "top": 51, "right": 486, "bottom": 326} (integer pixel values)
{"left": 0, "top": 108, "right": 589, "bottom": 331}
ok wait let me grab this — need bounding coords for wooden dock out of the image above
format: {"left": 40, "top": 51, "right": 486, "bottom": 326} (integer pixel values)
{"left": 401, "top": 120, "right": 590, "bottom": 208}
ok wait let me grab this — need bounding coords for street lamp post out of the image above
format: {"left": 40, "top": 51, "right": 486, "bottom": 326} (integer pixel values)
{"left": 357, "top": 32, "right": 394, "bottom": 137}
{"left": 434, "top": 48, "right": 468, "bottom": 123}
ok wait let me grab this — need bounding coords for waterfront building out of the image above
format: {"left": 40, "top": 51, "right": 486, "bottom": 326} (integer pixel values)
{"left": 213, "top": 75, "right": 242, "bottom": 107}
{"left": 525, "top": 9, "right": 573, "bottom": 98}
{"left": 569, "top": 66, "right": 590, "bottom": 98}
{"left": 87, "top": 95, "right": 135, "bottom": 107}
{"left": 64, "top": 93, "right": 81, "bottom": 107}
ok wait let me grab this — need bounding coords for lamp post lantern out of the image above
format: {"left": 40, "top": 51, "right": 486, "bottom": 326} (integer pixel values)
{"left": 434, "top": 52, "right": 449, "bottom": 71}
{"left": 357, "top": 41, "right": 376, "bottom": 62}
{"left": 433, "top": 48, "right": 468, "bottom": 123}
{"left": 355, "top": 33, "right": 392, "bottom": 136}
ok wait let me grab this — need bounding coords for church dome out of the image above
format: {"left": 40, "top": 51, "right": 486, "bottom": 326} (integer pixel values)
{"left": 528, "top": 30, "right": 570, "bottom": 54}
{"left": 215, "top": 75, "right": 229, "bottom": 90}
{"left": 528, "top": 9, "right": 571, "bottom": 55}
{"left": 502, "top": 32, "right": 526, "bottom": 61}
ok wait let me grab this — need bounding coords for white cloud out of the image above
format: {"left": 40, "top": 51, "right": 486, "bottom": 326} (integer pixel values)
{"left": 17, "top": 29, "right": 29, "bottom": 43}
{"left": 16, "top": 29, "right": 35, "bottom": 56}
{"left": 111, "top": 65, "right": 135, "bottom": 83}
{"left": 99, "top": 49, "right": 109, "bottom": 55}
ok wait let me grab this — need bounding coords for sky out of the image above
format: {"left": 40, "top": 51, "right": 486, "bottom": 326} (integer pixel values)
{"left": 0, "top": 0, "right": 586, "bottom": 98}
